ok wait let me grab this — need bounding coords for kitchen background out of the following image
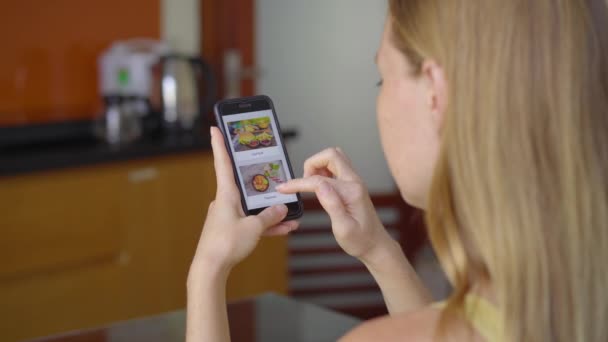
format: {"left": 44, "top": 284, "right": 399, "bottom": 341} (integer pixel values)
{"left": 0, "top": 1, "right": 448, "bottom": 341}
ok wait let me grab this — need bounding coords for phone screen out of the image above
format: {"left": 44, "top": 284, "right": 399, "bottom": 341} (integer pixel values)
{"left": 220, "top": 108, "right": 299, "bottom": 211}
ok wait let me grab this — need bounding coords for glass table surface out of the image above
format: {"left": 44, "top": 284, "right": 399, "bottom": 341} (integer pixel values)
{"left": 28, "top": 293, "right": 361, "bottom": 342}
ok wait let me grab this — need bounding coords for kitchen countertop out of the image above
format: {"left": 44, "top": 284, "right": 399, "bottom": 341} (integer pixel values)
{"left": 0, "top": 133, "right": 211, "bottom": 177}
{"left": 0, "top": 125, "right": 298, "bottom": 177}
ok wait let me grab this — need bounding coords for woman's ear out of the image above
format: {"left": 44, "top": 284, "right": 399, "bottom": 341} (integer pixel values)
{"left": 421, "top": 60, "right": 448, "bottom": 133}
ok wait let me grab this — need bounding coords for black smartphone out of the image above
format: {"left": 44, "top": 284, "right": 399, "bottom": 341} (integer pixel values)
{"left": 214, "top": 95, "right": 304, "bottom": 220}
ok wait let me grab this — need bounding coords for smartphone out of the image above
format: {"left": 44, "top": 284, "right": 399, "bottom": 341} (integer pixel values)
{"left": 214, "top": 95, "right": 304, "bottom": 220}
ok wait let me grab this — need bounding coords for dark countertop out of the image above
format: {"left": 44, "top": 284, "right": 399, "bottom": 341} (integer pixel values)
{"left": 0, "top": 133, "right": 212, "bottom": 177}
{"left": 0, "top": 122, "right": 298, "bottom": 177}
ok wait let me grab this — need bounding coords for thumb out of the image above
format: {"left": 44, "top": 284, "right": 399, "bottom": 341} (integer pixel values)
{"left": 316, "top": 181, "right": 352, "bottom": 225}
{"left": 248, "top": 204, "right": 289, "bottom": 234}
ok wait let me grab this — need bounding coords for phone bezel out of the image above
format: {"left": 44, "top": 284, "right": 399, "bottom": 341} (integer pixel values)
{"left": 214, "top": 95, "right": 304, "bottom": 220}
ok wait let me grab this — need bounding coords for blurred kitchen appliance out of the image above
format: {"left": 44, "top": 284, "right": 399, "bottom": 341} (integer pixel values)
{"left": 96, "top": 39, "right": 215, "bottom": 144}
{"left": 159, "top": 54, "right": 215, "bottom": 131}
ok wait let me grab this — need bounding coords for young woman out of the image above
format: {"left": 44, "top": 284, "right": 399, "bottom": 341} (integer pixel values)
{"left": 187, "top": 0, "right": 608, "bottom": 340}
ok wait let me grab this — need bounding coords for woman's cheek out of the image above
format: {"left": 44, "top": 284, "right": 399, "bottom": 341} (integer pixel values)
{"left": 376, "top": 87, "right": 400, "bottom": 173}
{"left": 376, "top": 89, "right": 391, "bottom": 152}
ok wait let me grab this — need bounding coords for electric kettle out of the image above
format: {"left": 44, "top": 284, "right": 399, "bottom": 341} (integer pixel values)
{"left": 157, "top": 54, "right": 216, "bottom": 132}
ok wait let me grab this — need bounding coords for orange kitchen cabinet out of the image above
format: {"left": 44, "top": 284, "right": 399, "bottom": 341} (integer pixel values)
{"left": 0, "top": 152, "right": 287, "bottom": 342}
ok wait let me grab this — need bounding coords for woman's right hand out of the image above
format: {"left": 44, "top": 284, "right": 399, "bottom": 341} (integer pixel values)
{"left": 276, "top": 147, "right": 393, "bottom": 261}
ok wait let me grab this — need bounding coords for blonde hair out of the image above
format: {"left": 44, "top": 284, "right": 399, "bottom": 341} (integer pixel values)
{"left": 389, "top": 0, "right": 608, "bottom": 340}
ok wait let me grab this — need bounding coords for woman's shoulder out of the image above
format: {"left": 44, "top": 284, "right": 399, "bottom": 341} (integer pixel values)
{"left": 339, "top": 304, "right": 483, "bottom": 342}
{"left": 339, "top": 305, "right": 441, "bottom": 342}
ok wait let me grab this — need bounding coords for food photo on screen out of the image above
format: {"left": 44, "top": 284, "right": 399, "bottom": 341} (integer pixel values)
{"left": 238, "top": 160, "right": 287, "bottom": 197}
{"left": 227, "top": 117, "right": 277, "bottom": 152}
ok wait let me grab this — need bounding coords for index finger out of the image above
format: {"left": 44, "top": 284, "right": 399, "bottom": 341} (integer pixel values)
{"left": 276, "top": 175, "right": 336, "bottom": 194}
{"left": 210, "top": 126, "right": 241, "bottom": 200}
{"left": 303, "top": 147, "right": 360, "bottom": 181}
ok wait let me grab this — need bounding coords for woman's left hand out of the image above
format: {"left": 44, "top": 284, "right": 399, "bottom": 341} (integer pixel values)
{"left": 189, "top": 127, "right": 299, "bottom": 276}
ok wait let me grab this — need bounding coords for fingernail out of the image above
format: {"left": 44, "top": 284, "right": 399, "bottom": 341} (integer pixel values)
{"left": 274, "top": 204, "right": 288, "bottom": 214}
{"left": 210, "top": 126, "right": 214, "bottom": 137}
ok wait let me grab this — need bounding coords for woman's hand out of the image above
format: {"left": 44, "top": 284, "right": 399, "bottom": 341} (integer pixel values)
{"left": 186, "top": 127, "right": 299, "bottom": 342}
{"left": 276, "top": 147, "right": 391, "bottom": 262}
{"left": 190, "top": 127, "right": 299, "bottom": 275}
{"left": 277, "top": 148, "right": 432, "bottom": 315}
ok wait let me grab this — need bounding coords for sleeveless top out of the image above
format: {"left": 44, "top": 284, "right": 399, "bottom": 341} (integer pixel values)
{"left": 434, "top": 294, "right": 505, "bottom": 341}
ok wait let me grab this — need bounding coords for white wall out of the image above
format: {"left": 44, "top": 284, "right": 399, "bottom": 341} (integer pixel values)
{"left": 161, "top": 0, "right": 200, "bottom": 54}
{"left": 256, "top": 0, "right": 395, "bottom": 192}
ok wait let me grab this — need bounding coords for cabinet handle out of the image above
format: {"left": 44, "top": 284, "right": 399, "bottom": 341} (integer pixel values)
{"left": 117, "top": 251, "right": 131, "bottom": 266}
{"left": 128, "top": 167, "right": 159, "bottom": 183}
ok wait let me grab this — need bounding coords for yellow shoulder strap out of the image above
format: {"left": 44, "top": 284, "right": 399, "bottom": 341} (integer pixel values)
{"left": 432, "top": 294, "right": 504, "bottom": 341}
{"left": 462, "top": 294, "right": 504, "bottom": 341}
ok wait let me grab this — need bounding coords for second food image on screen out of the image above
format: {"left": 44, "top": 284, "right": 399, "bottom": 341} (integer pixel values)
{"left": 228, "top": 116, "right": 277, "bottom": 152}
{"left": 239, "top": 160, "right": 287, "bottom": 196}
